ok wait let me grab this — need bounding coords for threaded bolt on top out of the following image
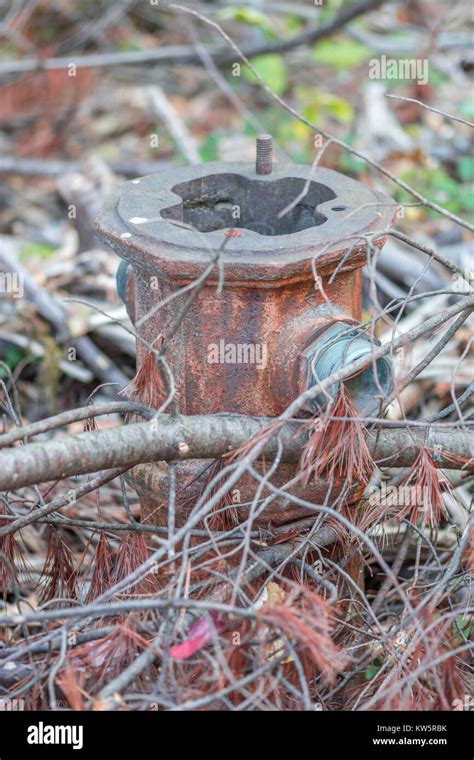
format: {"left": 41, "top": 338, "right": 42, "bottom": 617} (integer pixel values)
{"left": 256, "top": 134, "right": 273, "bottom": 175}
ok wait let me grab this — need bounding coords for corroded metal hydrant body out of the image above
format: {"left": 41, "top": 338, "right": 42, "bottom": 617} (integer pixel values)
{"left": 96, "top": 144, "right": 395, "bottom": 529}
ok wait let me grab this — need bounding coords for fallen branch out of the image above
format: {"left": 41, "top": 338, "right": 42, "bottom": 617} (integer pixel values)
{"left": 146, "top": 85, "right": 200, "bottom": 165}
{"left": 0, "top": 400, "right": 152, "bottom": 447}
{"left": 385, "top": 93, "right": 474, "bottom": 129}
{"left": 0, "top": 415, "right": 471, "bottom": 492}
{"left": 0, "top": 155, "right": 171, "bottom": 177}
{"left": 0, "top": 467, "right": 129, "bottom": 536}
{"left": 0, "top": 0, "right": 387, "bottom": 77}
{"left": 0, "top": 237, "right": 130, "bottom": 388}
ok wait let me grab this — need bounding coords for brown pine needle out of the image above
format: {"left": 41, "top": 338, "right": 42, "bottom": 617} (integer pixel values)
{"left": 397, "top": 448, "right": 449, "bottom": 529}
{"left": 299, "top": 385, "right": 376, "bottom": 488}
{"left": 38, "top": 528, "right": 77, "bottom": 604}
{"left": 120, "top": 340, "right": 165, "bottom": 409}
{"left": 84, "top": 532, "right": 113, "bottom": 603}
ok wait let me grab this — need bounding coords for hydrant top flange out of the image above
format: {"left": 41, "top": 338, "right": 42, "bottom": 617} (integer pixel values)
{"left": 95, "top": 161, "right": 396, "bottom": 284}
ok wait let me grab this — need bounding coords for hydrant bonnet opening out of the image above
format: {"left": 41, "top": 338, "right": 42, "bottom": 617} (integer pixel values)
{"left": 160, "top": 174, "right": 337, "bottom": 235}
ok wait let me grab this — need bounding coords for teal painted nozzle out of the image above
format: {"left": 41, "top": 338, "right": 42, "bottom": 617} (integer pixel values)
{"left": 304, "top": 322, "right": 393, "bottom": 416}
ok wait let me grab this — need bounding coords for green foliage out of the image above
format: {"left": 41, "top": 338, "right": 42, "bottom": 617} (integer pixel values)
{"left": 457, "top": 156, "right": 474, "bottom": 183}
{"left": 394, "top": 165, "right": 474, "bottom": 217}
{"left": 295, "top": 86, "right": 354, "bottom": 126}
{"left": 20, "top": 242, "right": 55, "bottom": 261}
{"left": 340, "top": 150, "right": 367, "bottom": 176}
{"left": 282, "top": 14, "right": 304, "bottom": 34}
{"left": 425, "top": 65, "right": 448, "bottom": 88}
{"left": 199, "top": 133, "right": 219, "bottom": 162}
{"left": 312, "top": 37, "right": 372, "bottom": 70}
{"left": 0, "top": 345, "right": 24, "bottom": 376}
{"left": 338, "top": 132, "right": 367, "bottom": 176}
{"left": 316, "top": 0, "right": 345, "bottom": 19}
{"left": 116, "top": 40, "right": 142, "bottom": 52}
{"left": 452, "top": 616, "right": 473, "bottom": 647}
{"left": 364, "top": 658, "right": 383, "bottom": 680}
{"left": 244, "top": 54, "right": 288, "bottom": 96}
{"left": 459, "top": 100, "right": 474, "bottom": 119}
{"left": 218, "top": 6, "right": 275, "bottom": 37}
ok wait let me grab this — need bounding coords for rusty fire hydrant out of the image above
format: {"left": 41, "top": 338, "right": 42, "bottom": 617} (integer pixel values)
{"left": 96, "top": 137, "right": 395, "bottom": 530}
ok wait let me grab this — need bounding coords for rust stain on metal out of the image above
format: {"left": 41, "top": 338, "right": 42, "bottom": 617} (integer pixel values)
{"left": 96, "top": 145, "right": 396, "bottom": 531}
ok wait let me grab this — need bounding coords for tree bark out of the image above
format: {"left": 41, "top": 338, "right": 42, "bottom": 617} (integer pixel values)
{"left": 0, "top": 415, "right": 471, "bottom": 490}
